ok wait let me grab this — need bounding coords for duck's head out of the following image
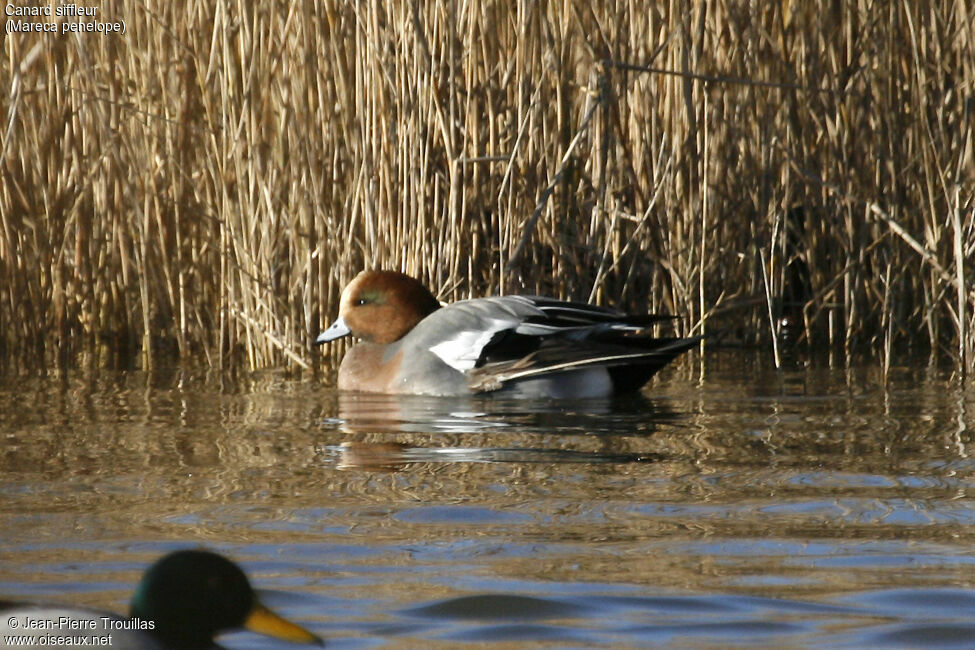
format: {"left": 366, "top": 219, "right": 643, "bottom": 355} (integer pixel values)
{"left": 316, "top": 270, "right": 441, "bottom": 345}
{"left": 129, "top": 550, "right": 322, "bottom": 648}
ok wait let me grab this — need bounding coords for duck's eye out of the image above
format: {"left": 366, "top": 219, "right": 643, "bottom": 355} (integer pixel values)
{"left": 354, "top": 290, "right": 381, "bottom": 306}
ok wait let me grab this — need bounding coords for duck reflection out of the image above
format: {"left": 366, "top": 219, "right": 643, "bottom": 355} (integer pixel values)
{"left": 332, "top": 441, "right": 412, "bottom": 471}
{"left": 331, "top": 391, "right": 670, "bottom": 434}
{"left": 327, "top": 440, "right": 665, "bottom": 471}
{"left": 322, "top": 391, "right": 673, "bottom": 471}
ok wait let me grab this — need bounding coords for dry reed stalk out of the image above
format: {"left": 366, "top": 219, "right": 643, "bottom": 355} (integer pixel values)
{"left": 0, "top": 0, "right": 972, "bottom": 374}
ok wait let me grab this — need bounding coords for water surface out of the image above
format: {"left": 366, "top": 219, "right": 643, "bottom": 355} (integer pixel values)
{"left": 2, "top": 350, "right": 974, "bottom": 648}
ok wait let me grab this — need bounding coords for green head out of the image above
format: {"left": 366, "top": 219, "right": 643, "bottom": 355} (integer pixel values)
{"left": 130, "top": 549, "right": 322, "bottom": 648}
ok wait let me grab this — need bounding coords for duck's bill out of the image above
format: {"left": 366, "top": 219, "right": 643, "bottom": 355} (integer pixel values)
{"left": 315, "top": 317, "right": 351, "bottom": 345}
{"left": 245, "top": 603, "right": 323, "bottom": 645}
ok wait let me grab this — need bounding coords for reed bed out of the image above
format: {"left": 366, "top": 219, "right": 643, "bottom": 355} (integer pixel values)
{"left": 1, "top": 0, "right": 973, "bottom": 374}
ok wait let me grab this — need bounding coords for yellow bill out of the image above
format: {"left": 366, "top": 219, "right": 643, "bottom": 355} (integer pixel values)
{"left": 245, "top": 602, "right": 323, "bottom": 645}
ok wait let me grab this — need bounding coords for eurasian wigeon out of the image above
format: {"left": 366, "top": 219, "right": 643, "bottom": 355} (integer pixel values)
{"left": 316, "top": 270, "right": 700, "bottom": 398}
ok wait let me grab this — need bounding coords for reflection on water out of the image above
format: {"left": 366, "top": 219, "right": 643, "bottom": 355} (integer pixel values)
{"left": 331, "top": 390, "right": 678, "bottom": 434}
{"left": 1, "top": 351, "right": 974, "bottom": 647}
{"left": 323, "top": 441, "right": 664, "bottom": 470}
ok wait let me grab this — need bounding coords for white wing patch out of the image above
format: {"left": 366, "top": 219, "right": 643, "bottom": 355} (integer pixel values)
{"left": 428, "top": 318, "right": 513, "bottom": 371}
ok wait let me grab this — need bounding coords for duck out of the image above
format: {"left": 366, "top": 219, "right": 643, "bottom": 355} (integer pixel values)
{"left": 0, "top": 549, "right": 323, "bottom": 649}
{"left": 315, "top": 270, "right": 700, "bottom": 398}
